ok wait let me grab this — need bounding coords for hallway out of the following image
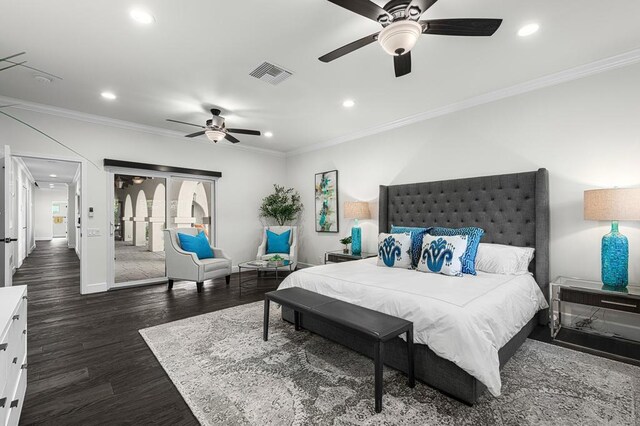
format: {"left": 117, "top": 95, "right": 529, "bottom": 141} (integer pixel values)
{"left": 13, "top": 239, "right": 280, "bottom": 425}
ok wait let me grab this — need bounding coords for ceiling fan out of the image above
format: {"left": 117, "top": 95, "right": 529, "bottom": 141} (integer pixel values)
{"left": 166, "top": 109, "right": 261, "bottom": 144}
{"left": 319, "top": 0, "right": 503, "bottom": 78}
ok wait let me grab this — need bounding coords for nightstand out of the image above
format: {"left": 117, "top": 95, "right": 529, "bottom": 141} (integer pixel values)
{"left": 324, "top": 250, "right": 377, "bottom": 264}
{"left": 550, "top": 276, "right": 640, "bottom": 364}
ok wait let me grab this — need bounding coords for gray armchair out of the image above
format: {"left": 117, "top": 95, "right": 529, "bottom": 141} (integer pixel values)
{"left": 164, "top": 228, "right": 232, "bottom": 293}
{"left": 257, "top": 225, "right": 298, "bottom": 271}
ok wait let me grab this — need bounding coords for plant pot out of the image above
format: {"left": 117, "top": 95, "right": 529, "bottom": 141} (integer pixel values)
{"left": 343, "top": 246, "right": 349, "bottom": 254}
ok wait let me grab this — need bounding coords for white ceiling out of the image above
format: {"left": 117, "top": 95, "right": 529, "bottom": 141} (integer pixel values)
{"left": 20, "top": 156, "right": 79, "bottom": 185}
{"left": 1, "top": 0, "right": 639, "bottom": 153}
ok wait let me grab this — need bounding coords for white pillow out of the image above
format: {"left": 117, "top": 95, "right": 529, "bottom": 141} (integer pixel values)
{"left": 377, "top": 233, "right": 412, "bottom": 269}
{"left": 474, "top": 243, "right": 535, "bottom": 275}
{"left": 417, "top": 234, "right": 468, "bottom": 277}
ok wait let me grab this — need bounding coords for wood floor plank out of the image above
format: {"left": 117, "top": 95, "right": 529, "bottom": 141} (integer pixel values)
{"left": 16, "top": 239, "right": 284, "bottom": 425}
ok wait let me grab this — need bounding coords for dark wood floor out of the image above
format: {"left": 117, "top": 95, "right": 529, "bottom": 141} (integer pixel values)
{"left": 14, "top": 239, "right": 634, "bottom": 425}
{"left": 15, "top": 239, "right": 282, "bottom": 425}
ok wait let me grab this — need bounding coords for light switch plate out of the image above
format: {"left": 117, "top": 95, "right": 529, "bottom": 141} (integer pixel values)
{"left": 87, "top": 228, "right": 101, "bottom": 237}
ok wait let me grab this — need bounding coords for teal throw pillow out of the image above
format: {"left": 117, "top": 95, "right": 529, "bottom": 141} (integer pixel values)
{"left": 266, "top": 229, "right": 291, "bottom": 254}
{"left": 177, "top": 231, "right": 214, "bottom": 260}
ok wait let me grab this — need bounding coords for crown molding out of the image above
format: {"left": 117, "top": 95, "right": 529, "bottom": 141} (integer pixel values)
{"left": 287, "top": 47, "right": 640, "bottom": 157}
{"left": 0, "top": 95, "right": 286, "bottom": 158}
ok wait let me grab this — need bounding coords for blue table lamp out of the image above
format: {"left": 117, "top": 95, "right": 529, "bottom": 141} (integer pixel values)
{"left": 344, "top": 201, "right": 371, "bottom": 256}
{"left": 584, "top": 188, "right": 640, "bottom": 288}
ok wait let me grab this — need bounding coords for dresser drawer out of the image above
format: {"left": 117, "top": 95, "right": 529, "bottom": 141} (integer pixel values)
{"left": 6, "top": 368, "right": 26, "bottom": 426}
{"left": 560, "top": 288, "right": 640, "bottom": 314}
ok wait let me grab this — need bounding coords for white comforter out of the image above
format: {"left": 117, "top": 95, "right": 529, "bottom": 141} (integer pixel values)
{"left": 278, "top": 258, "right": 548, "bottom": 396}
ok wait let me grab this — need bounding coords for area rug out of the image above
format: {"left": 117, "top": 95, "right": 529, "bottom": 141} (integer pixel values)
{"left": 139, "top": 302, "right": 639, "bottom": 425}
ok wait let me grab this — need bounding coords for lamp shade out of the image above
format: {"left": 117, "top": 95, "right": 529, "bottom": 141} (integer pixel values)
{"left": 584, "top": 188, "right": 640, "bottom": 221}
{"left": 344, "top": 201, "right": 371, "bottom": 220}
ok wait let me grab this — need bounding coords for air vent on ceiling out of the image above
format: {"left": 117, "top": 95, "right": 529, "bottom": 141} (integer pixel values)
{"left": 249, "top": 62, "right": 292, "bottom": 85}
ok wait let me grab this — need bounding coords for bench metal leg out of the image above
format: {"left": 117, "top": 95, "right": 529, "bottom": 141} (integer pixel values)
{"left": 263, "top": 298, "right": 270, "bottom": 341}
{"left": 407, "top": 327, "right": 415, "bottom": 388}
{"left": 294, "top": 310, "right": 300, "bottom": 331}
{"left": 374, "top": 340, "right": 384, "bottom": 413}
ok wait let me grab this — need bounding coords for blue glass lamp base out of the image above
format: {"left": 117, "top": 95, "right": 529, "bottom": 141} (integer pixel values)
{"left": 351, "top": 226, "right": 362, "bottom": 256}
{"left": 601, "top": 221, "right": 628, "bottom": 288}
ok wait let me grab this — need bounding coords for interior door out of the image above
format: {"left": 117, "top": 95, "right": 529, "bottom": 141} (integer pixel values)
{"left": 0, "top": 145, "right": 15, "bottom": 287}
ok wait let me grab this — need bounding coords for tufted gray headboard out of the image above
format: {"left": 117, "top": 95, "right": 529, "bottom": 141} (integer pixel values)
{"left": 379, "top": 169, "right": 550, "bottom": 301}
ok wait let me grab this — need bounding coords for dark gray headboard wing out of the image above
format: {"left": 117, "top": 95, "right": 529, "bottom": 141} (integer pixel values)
{"left": 379, "top": 169, "right": 550, "bottom": 302}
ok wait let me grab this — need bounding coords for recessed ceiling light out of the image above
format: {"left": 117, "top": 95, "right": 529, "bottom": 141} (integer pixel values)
{"left": 101, "top": 91, "right": 117, "bottom": 100}
{"left": 130, "top": 8, "right": 154, "bottom": 24}
{"left": 343, "top": 99, "right": 355, "bottom": 108}
{"left": 264, "top": 132, "right": 273, "bottom": 138}
{"left": 49, "top": 174, "right": 57, "bottom": 178}
{"left": 518, "top": 23, "right": 539, "bottom": 37}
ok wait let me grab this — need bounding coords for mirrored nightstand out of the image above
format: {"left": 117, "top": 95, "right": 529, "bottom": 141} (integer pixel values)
{"left": 550, "top": 276, "right": 640, "bottom": 364}
{"left": 324, "top": 250, "right": 377, "bottom": 264}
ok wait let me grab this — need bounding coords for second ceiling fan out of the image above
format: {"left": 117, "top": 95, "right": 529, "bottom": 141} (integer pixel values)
{"left": 167, "top": 109, "right": 261, "bottom": 144}
{"left": 319, "top": 0, "right": 503, "bottom": 78}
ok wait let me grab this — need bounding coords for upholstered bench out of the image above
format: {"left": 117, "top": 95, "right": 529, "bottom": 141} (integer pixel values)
{"left": 263, "top": 287, "right": 415, "bottom": 413}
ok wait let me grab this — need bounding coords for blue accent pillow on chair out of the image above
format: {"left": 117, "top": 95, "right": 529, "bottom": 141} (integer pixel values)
{"left": 391, "top": 225, "right": 431, "bottom": 268}
{"left": 428, "top": 227, "right": 484, "bottom": 275}
{"left": 177, "top": 231, "right": 214, "bottom": 260}
{"left": 266, "top": 229, "right": 291, "bottom": 254}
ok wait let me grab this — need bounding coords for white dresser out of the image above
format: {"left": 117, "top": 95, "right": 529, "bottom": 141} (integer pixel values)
{"left": 0, "top": 286, "right": 27, "bottom": 426}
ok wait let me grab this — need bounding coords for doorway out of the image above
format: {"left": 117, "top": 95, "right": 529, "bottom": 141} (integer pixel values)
{"left": 1, "top": 148, "right": 85, "bottom": 290}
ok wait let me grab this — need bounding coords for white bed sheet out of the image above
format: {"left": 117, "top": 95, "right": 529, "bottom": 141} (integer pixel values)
{"left": 277, "top": 257, "right": 548, "bottom": 396}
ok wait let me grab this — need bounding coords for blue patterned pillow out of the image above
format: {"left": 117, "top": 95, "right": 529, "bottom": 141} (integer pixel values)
{"left": 417, "top": 235, "right": 468, "bottom": 277}
{"left": 428, "top": 227, "right": 485, "bottom": 275}
{"left": 390, "top": 225, "right": 431, "bottom": 268}
{"left": 377, "top": 233, "right": 412, "bottom": 269}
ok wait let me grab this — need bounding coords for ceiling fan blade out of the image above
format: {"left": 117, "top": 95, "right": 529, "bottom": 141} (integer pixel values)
{"left": 0, "top": 61, "right": 26, "bottom": 72}
{"left": 0, "top": 52, "right": 26, "bottom": 62}
{"left": 421, "top": 18, "right": 503, "bottom": 36}
{"left": 394, "top": 52, "right": 412, "bottom": 78}
{"left": 227, "top": 128, "right": 261, "bottom": 136}
{"left": 405, "top": 0, "right": 438, "bottom": 17}
{"left": 185, "top": 130, "right": 206, "bottom": 138}
{"left": 166, "top": 119, "right": 205, "bottom": 129}
{"left": 327, "top": 0, "right": 391, "bottom": 22}
{"left": 225, "top": 133, "right": 240, "bottom": 144}
{"left": 319, "top": 32, "right": 379, "bottom": 63}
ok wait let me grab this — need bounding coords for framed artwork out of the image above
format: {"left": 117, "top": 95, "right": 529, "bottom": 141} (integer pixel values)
{"left": 315, "top": 170, "right": 339, "bottom": 233}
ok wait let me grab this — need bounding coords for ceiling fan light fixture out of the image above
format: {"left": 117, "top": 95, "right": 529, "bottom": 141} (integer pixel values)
{"left": 205, "top": 129, "right": 227, "bottom": 143}
{"left": 378, "top": 20, "right": 423, "bottom": 56}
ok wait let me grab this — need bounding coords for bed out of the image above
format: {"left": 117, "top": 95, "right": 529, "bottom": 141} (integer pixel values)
{"left": 278, "top": 169, "right": 550, "bottom": 404}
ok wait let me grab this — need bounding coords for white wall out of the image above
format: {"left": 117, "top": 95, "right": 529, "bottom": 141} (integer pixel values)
{"left": 286, "top": 62, "right": 640, "bottom": 284}
{"left": 34, "top": 187, "right": 68, "bottom": 240}
{"left": 1, "top": 110, "right": 286, "bottom": 293}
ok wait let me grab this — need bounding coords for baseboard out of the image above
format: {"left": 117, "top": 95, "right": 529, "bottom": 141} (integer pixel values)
{"left": 36, "top": 237, "right": 52, "bottom": 241}
{"left": 29, "top": 243, "right": 36, "bottom": 254}
{"left": 82, "top": 282, "right": 108, "bottom": 295}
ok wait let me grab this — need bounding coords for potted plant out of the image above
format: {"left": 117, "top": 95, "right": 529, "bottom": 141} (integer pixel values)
{"left": 259, "top": 185, "right": 303, "bottom": 225}
{"left": 340, "top": 236, "right": 352, "bottom": 254}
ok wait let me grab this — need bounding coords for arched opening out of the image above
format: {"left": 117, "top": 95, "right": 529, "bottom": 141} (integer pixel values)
{"left": 123, "top": 194, "right": 133, "bottom": 242}
{"left": 133, "top": 189, "right": 148, "bottom": 247}
{"left": 148, "top": 183, "right": 165, "bottom": 252}
{"left": 174, "top": 180, "right": 211, "bottom": 237}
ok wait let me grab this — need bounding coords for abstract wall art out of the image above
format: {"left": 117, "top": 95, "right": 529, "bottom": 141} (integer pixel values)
{"left": 315, "top": 170, "right": 339, "bottom": 233}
